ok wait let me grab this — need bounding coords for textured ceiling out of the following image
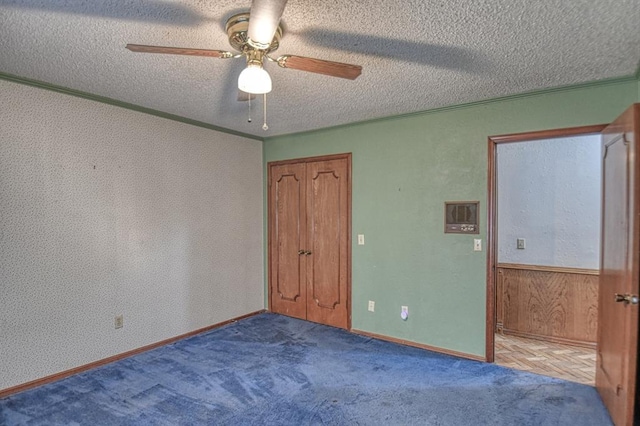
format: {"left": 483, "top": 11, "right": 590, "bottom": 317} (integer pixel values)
{"left": 1, "top": 0, "right": 639, "bottom": 137}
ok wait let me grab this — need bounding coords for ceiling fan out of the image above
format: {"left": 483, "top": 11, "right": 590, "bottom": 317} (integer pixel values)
{"left": 126, "top": 0, "right": 362, "bottom": 104}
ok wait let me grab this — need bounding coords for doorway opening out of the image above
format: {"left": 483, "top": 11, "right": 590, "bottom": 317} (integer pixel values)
{"left": 486, "top": 125, "right": 606, "bottom": 385}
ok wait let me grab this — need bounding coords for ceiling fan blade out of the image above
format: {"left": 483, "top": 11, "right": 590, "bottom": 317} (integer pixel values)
{"left": 125, "top": 44, "right": 233, "bottom": 59}
{"left": 237, "top": 90, "right": 256, "bottom": 102}
{"left": 277, "top": 55, "right": 362, "bottom": 80}
{"left": 247, "top": 0, "right": 287, "bottom": 48}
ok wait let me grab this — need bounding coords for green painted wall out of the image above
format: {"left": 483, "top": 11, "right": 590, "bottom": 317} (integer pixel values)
{"left": 264, "top": 78, "right": 639, "bottom": 358}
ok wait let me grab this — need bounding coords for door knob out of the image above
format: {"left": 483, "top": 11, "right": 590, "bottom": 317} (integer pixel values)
{"left": 305, "top": 250, "right": 312, "bottom": 255}
{"left": 298, "top": 250, "right": 305, "bottom": 255}
{"left": 615, "top": 293, "right": 639, "bottom": 305}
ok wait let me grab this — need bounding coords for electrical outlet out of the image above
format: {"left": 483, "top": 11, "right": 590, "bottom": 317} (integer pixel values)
{"left": 368, "top": 300, "right": 375, "bottom": 312}
{"left": 115, "top": 315, "right": 124, "bottom": 329}
{"left": 517, "top": 238, "right": 526, "bottom": 249}
{"left": 401, "top": 306, "right": 409, "bottom": 320}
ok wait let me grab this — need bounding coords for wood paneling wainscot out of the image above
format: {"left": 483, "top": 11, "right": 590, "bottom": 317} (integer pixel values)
{"left": 495, "top": 263, "right": 598, "bottom": 348}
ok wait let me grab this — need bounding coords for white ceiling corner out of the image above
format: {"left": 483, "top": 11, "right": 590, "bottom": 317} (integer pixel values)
{"left": 0, "top": 0, "right": 638, "bottom": 137}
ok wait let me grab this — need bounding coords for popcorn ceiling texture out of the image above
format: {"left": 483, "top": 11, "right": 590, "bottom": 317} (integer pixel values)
{"left": 0, "top": 79, "right": 264, "bottom": 390}
{"left": 0, "top": 0, "right": 638, "bottom": 137}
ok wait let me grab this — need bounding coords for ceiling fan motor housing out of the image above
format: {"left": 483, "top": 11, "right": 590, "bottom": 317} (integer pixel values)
{"left": 225, "top": 13, "right": 283, "bottom": 54}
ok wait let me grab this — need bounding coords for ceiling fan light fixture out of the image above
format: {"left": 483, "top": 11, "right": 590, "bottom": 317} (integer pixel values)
{"left": 238, "top": 63, "right": 272, "bottom": 94}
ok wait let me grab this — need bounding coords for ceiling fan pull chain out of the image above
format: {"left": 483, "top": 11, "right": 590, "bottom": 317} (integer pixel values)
{"left": 247, "top": 96, "right": 252, "bottom": 123}
{"left": 262, "top": 93, "right": 269, "bottom": 131}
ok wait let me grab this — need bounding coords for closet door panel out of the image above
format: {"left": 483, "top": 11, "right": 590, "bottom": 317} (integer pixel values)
{"left": 306, "top": 158, "right": 349, "bottom": 328}
{"left": 269, "top": 163, "right": 307, "bottom": 320}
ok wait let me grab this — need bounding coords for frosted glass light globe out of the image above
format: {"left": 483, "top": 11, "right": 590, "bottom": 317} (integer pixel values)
{"left": 238, "top": 64, "right": 272, "bottom": 94}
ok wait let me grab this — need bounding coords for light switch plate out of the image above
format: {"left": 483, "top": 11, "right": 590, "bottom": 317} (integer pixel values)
{"left": 517, "top": 238, "right": 526, "bottom": 249}
{"left": 358, "top": 234, "right": 365, "bottom": 245}
{"left": 474, "top": 239, "right": 482, "bottom": 251}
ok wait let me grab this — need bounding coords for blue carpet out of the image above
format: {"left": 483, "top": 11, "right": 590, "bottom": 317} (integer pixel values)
{"left": 1, "top": 313, "right": 612, "bottom": 425}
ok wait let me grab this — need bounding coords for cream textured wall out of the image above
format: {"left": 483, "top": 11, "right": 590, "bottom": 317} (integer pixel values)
{"left": 497, "top": 135, "right": 601, "bottom": 269}
{"left": 0, "top": 80, "right": 264, "bottom": 390}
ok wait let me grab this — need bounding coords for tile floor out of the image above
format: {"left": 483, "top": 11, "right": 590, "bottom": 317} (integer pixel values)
{"left": 494, "top": 333, "right": 595, "bottom": 385}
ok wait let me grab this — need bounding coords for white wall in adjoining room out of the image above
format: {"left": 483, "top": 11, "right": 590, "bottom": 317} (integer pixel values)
{"left": 497, "top": 134, "right": 601, "bottom": 269}
{"left": 0, "top": 79, "right": 264, "bottom": 390}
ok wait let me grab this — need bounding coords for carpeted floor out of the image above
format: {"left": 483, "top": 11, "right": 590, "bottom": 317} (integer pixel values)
{"left": 0, "top": 313, "right": 612, "bottom": 425}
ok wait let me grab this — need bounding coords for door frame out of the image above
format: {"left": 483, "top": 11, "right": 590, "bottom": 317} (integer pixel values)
{"left": 485, "top": 124, "right": 607, "bottom": 362}
{"left": 267, "top": 152, "right": 353, "bottom": 330}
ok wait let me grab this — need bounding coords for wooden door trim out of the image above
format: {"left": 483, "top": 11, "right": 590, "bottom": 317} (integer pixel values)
{"left": 486, "top": 124, "right": 607, "bottom": 363}
{"left": 267, "top": 153, "right": 352, "bottom": 166}
{"left": 489, "top": 124, "right": 608, "bottom": 144}
{"left": 630, "top": 106, "right": 640, "bottom": 426}
{"left": 628, "top": 105, "right": 640, "bottom": 425}
{"left": 346, "top": 154, "right": 352, "bottom": 330}
{"left": 267, "top": 153, "right": 352, "bottom": 330}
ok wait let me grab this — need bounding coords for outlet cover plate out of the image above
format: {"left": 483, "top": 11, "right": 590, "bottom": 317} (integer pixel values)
{"left": 401, "top": 306, "right": 409, "bottom": 320}
{"left": 115, "top": 315, "right": 123, "bottom": 329}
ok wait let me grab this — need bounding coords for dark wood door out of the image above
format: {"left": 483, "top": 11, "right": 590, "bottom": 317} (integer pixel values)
{"left": 268, "top": 154, "right": 351, "bottom": 329}
{"left": 596, "top": 104, "right": 640, "bottom": 426}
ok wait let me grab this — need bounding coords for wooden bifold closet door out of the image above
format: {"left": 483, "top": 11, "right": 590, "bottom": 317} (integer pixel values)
{"left": 268, "top": 154, "right": 351, "bottom": 329}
